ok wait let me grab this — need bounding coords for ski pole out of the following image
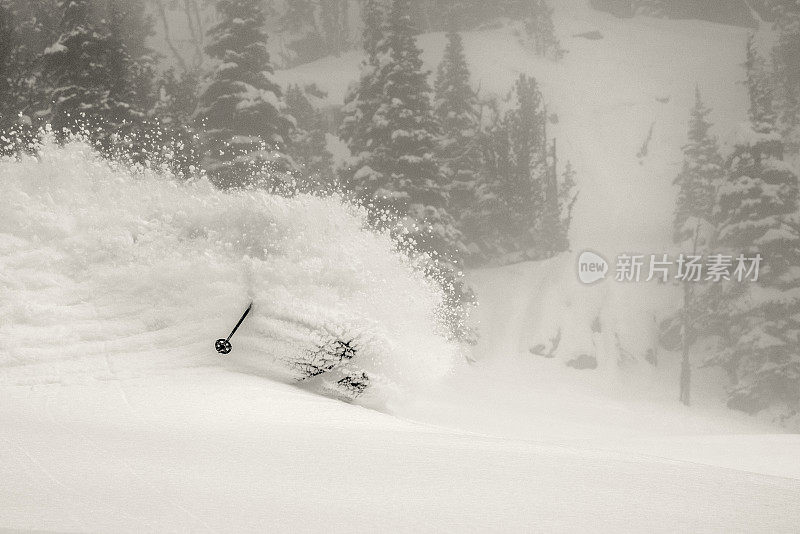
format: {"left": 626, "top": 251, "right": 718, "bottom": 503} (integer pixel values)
{"left": 215, "top": 301, "right": 253, "bottom": 355}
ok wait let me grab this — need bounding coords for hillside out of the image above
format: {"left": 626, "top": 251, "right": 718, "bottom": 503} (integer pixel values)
{"left": 277, "top": 0, "right": 753, "bottom": 371}
{"left": 2, "top": 2, "right": 800, "bottom": 532}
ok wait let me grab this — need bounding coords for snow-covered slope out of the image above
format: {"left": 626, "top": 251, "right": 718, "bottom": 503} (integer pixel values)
{"left": 277, "top": 2, "right": 755, "bottom": 369}
{"left": 2, "top": 141, "right": 799, "bottom": 533}
{"left": 4, "top": 368, "right": 800, "bottom": 533}
{"left": 3, "top": 5, "right": 800, "bottom": 532}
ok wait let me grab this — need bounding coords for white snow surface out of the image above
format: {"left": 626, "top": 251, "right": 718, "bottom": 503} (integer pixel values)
{"left": 3, "top": 3, "right": 800, "bottom": 532}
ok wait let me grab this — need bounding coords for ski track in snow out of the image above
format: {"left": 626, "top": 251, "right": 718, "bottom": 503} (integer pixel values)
{"left": 3, "top": 3, "right": 800, "bottom": 532}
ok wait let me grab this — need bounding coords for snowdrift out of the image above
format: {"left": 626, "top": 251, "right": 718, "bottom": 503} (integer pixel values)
{"left": 2, "top": 139, "right": 799, "bottom": 533}
{"left": 0, "top": 137, "right": 460, "bottom": 403}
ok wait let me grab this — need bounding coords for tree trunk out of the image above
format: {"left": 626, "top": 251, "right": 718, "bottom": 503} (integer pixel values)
{"left": 679, "top": 281, "right": 692, "bottom": 406}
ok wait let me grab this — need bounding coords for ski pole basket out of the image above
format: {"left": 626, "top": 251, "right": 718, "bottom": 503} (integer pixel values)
{"left": 215, "top": 302, "right": 253, "bottom": 355}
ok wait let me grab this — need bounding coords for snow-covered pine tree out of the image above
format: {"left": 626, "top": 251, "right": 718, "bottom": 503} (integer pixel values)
{"left": 434, "top": 29, "right": 481, "bottom": 256}
{"left": 360, "top": 0, "right": 384, "bottom": 61}
{"left": 42, "top": 0, "right": 153, "bottom": 155}
{"left": 102, "top": 0, "right": 157, "bottom": 160}
{"left": 109, "top": 0, "right": 156, "bottom": 118}
{"left": 540, "top": 137, "right": 575, "bottom": 255}
{"left": 280, "top": 0, "right": 315, "bottom": 34}
{"left": 712, "top": 39, "right": 800, "bottom": 416}
{"left": 360, "top": 0, "right": 459, "bottom": 248}
{"left": 504, "top": 74, "right": 548, "bottom": 255}
{"left": 505, "top": 0, "right": 564, "bottom": 59}
{"left": 667, "top": 87, "right": 724, "bottom": 405}
{"left": 280, "top": 0, "right": 326, "bottom": 66}
{"left": 673, "top": 87, "right": 724, "bottom": 242}
{"left": 195, "top": 0, "right": 292, "bottom": 189}
{"left": 769, "top": 0, "right": 800, "bottom": 153}
{"left": 152, "top": 67, "right": 201, "bottom": 177}
{"left": 320, "top": 0, "right": 349, "bottom": 56}
{"left": 43, "top": 0, "right": 112, "bottom": 138}
{"left": 285, "top": 84, "right": 335, "bottom": 192}
{"left": 526, "top": 0, "right": 564, "bottom": 60}
{"left": 340, "top": 0, "right": 471, "bottom": 338}
{"left": 472, "top": 97, "right": 513, "bottom": 259}
{"left": 558, "top": 160, "right": 578, "bottom": 241}
{"left": 278, "top": 0, "right": 350, "bottom": 65}
{"left": 0, "top": 2, "right": 12, "bottom": 131}
{"left": 745, "top": 33, "right": 778, "bottom": 134}
{"left": 339, "top": 0, "right": 384, "bottom": 158}
{"left": 476, "top": 74, "right": 549, "bottom": 262}
{"left": 1, "top": 1, "right": 59, "bottom": 136}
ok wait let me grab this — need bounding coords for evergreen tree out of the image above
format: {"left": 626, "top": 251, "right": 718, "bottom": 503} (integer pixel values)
{"left": 195, "top": 0, "right": 292, "bottom": 189}
{"left": 434, "top": 29, "right": 481, "bottom": 253}
{"left": 349, "top": 0, "right": 457, "bottom": 247}
{"left": 473, "top": 99, "right": 513, "bottom": 258}
{"left": 434, "top": 29, "right": 476, "bottom": 148}
{"left": 505, "top": 0, "right": 564, "bottom": 59}
{"left": 103, "top": 0, "right": 157, "bottom": 159}
{"left": 712, "top": 40, "right": 800, "bottom": 415}
{"left": 0, "top": 1, "right": 61, "bottom": 139}
{"left": 281, "top": 0, "right": 315, "bottom": 33}
{"left": 540, "top": 138, "right": 575, "bottom": 254}
{"left": 280, "top": 0, "right": 326, "bottom": 66}
{"left": 507, "top": 75, "right": 547, "bottom": 210}
{"left": 361, "top": 0, "right": 384, "bottom": 61}
{"left": 43, "top": 0, "right": 110, "bottom": 137}
{"left": 320, "top": 0, "right": 349, "bottom": 56}
{"left": 152, "top": 67, "right": 201, "bottom": 177}
{"left": 0, "top": 2, "right": 27, "bottom": 138}
{"left": 111, "top": 0, "right": 157, "bottom": 116}
{"left": 558, "top": 160, "right": 578, "bottom": 243}
{"left": 340, "top": 0, "right": 470, "bottom": 338}
{"left": 745, "top": 33, "right": 777, "bottom": 134}
{"left": 42, "top": 0, "right": 153, "bottom": 155}
{"left": 526, "top": 0, "right": 564, "bottom": 60}
{"left": 673, "top": 87, "right": 724, "bottom": 241}
{"left": 504, "top": 74, "right": 548, "bottom": 254}
{"left": 669, "top": 88, "right": 724, "bottom": 406}
{"left": 475, "top": 74, "right": 549, "bottom": 261}
{"left": 339, "top": 0, "right": 384, "bottom": 157}
{"left": 0, "top": 2, "right": 11, "bottom": 127}
{"left": 285, "top": 84, "right": 335, "bottom": 192}
{"left": 278, "top": 0, "right": 350, "bottom": 65}
{"left": 769, "top": 0, "right": 800, "bottom": 151}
